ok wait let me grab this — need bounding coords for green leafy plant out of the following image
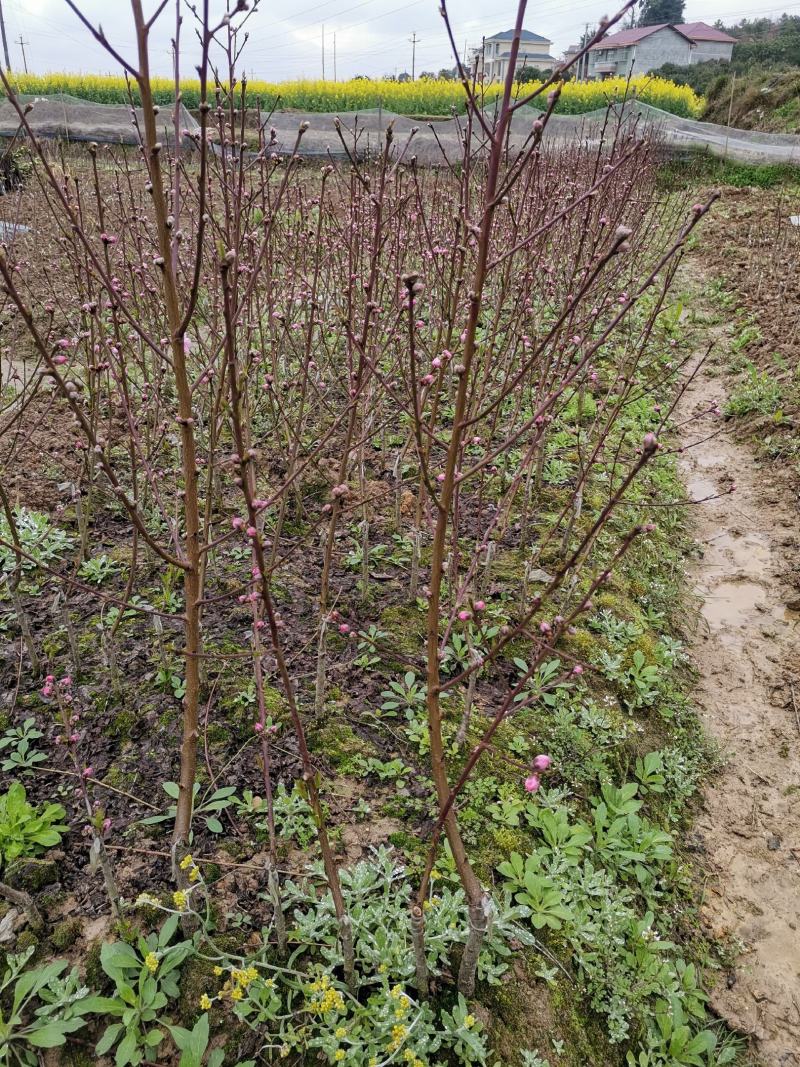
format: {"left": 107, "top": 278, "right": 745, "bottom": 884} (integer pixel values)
{"left": 86, "top": 915, "right": 196, "bottom": 1066}
{"left": 0, "top": 509, "right": 72, "bottom": 579}
{"left": 0, "top": 781, "right": 67, "bottom": 867}
{"left": 138, "top": 782, "right": 236, "bottom": 836}
{"left": 0, "top": 948, "right": 98, "bottom": 1065}
{"left": 0, "top": 720, "right": 46, "bottom": 773}
{"left": 77, "top": 553, "right": 121, "bottom": 586}
{"left": 497, "top": 853, "right": 572, "bottom": 930}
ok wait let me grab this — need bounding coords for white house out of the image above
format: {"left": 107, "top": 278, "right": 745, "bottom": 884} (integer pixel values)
{"left": 475, "top": 29, "right": 556, "bottom": 82}
{"left": 587, "top": 22, "right": 735, "bottom": 80}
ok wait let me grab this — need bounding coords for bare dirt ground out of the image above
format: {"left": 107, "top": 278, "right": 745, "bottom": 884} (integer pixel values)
{"left": 677, "top": 322, "right": 800, "bottom": 1064}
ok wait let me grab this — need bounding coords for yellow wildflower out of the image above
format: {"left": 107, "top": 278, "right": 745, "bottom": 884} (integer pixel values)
{"left": 144, "top": 952, "right": 158, "bottom": 974}
{"left": 199, "top": 993, "right": 212, "bottom": 1010}
{"left": 334, "top": 1052, "right": 346, "bottom": 1062}
{"left": 213, "top": 966, "right": 223, "bottom": 976}
{"left": 230, "top": 986, "right": 243, "bottom": 1002}
{"left": 246, "top": 966, "right": 258, "bottom": 981}
{"left": 179, "top": 854, "right": 194, "bottom": 870}
{"left": 189, "top": 867, "right": 200, "bottom": 882}
{"left": 391, "top": 1024, "right": 407, "bottom": 1043}
{"left": 390, "top": 984, "right": 403, "bottom": 999}
{"left": 172, "top": 889, "right": 188, "bottom": 910}
{"left": 135, "top": 892, "right": 159, "bottom": 907}
{"left": 464, "top": 1014, "right": 475, "bottom": 1029}
{"left": 430, "top": 868, "right": 440, "bottom": 880}
{"left": 335, "top": 1027, "right": 347, "bottom": 1039}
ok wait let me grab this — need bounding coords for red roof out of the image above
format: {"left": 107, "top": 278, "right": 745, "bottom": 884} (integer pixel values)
{"left": 588, "top": 21, "right": 735, "bottom": 50}
{"left": 677, "top": 21, "right": 736, "bottom": 42}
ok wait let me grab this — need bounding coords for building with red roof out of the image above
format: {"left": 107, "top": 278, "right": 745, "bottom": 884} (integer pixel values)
{"left": 586, "top": 21, "right": 735, "bottom": 80}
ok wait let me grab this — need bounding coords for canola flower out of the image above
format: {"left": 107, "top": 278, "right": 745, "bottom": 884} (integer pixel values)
{"left": 2, "top": 73, "right": 702, "bottom": 118}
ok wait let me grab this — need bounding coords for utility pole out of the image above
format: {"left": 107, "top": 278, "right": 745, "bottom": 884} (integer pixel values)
{"left": 333, "top": 32, "right": 337, "bottom": 82}
{"left": 17, "top": 36, "right": 28, "bottom": 75}
{"left": 321, "top": 23, "right": 325, "bottom": 81}
{"left": 582, "top": 22, "right": 590, "bottom": 82}
{"left": 410, "top": 32, "right": 418, "bottom": 80}
{"left": 0, "top": 1, "right": 11, "bottom": 72}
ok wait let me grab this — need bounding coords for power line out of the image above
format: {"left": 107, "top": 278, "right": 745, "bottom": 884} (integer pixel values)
{"left": 0, "top": 0, "right": 11, "bottom": 71}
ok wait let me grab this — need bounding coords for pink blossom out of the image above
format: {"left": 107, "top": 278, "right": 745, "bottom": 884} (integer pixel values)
{"left": 572, "top": 664, "right": 584, "bottom": 675}
{"left": 524, "top": 774, "right": 540, "bottom": 793}
{"left": 232, "top": 516, "right": 244, "bottom": 530}
{"left": 246, "top": 526, "right": 257, "bottom": 538}
{"left": 338, "top": 623, "right": 350, "bottom": 634}
{"left": 254, "top": 722, "right": 264, "bottom": 733}
{"left": 474, "top": 600, "right": 485, "bottom": 612}
{"left": 82, "top": 766, "right": 94, "bottom": 779}
{"left": 458, "top": 610, "right": 471, "bottom": 621}
{"left": 533, "top": 754, "right": 552, "bottom": 771}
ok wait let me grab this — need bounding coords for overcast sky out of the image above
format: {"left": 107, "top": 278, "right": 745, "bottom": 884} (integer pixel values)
{"left": 2, "top": 0, "right": 797, "bottom": 80}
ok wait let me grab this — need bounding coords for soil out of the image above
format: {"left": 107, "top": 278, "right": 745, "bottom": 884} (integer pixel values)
{"left": 676, "top": 299, "right": 800, "bottom": 1064}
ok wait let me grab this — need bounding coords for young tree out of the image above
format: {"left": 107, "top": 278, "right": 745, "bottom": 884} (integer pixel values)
{"left": 639, "top": 0, "right": 685, "bottom": 26}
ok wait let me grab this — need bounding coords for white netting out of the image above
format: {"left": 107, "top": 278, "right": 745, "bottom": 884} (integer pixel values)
{"left": 0, "top": 93, "right": 200, "bottom": 146}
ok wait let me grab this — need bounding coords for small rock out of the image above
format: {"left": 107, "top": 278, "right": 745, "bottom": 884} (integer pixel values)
{"left": 767, "top": 835, "right": 782, "bottom": 850}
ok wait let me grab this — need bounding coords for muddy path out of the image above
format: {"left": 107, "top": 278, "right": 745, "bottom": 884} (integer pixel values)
{"left": 677, "top": 333, "right": 800, "bottom": 1064}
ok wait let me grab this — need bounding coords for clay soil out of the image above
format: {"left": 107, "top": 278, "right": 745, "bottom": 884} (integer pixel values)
{"left": 679, "top": 220, "right": 800, "bottom": 1065}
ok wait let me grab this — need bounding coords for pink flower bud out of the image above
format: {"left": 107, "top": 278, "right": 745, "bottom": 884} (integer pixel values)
{"left": 572, "top": 664, "right": 584, "bottom": 675}
{"left": 474, "top": 600, "right": 485, "bottom": 612}
{"left": 82, "top": 766, "right": 94, "bottom": 779}
{"left": 533, "top": 754, "right": 551, "bottom": 771}
{"left": 232, "top": 516, "right": 244, "bottom": 530}
{"left": 524, "top": 774, "right": 540, "bottom": 793}
{"left": 254, "top": 722, "right": 264, "bottom": 733}
{"left": 458, "top": 610, "right": 471, "bottom": 621}
{"left": 338, "top": 623, "right": 350, "bottom": 634}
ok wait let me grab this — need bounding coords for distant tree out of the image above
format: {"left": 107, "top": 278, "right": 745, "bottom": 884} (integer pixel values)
{"left": 397, "top": 71, "right": 411, "bottom": 82}
{"left": 638, "top": 0, "right": 685, "bottom": 26}
{"left": 517, "top": 65, "right": 546, "bottom": 82}
{"left": 419, "top": 70, "right": 436, "bottom": 80}
{"left": 437, "top": 67, "right": 456, "bottom": 80}
{"left": 353, "top": 74, "right": 371, "bottom": 81}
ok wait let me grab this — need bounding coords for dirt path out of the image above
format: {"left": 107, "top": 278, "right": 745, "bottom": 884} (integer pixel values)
{"left": 677, "top": 348, "right": 800, "bottom": 1065}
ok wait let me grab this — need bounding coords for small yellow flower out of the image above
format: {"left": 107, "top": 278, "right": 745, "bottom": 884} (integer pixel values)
{"left": 189, "top": 867, "right": 200, "bottom": 882}
{"left": 135, "top": 892, "right": 158, "bottom": 907}
{"left": 464, "top": 1014, "right": 475, "bottom": 1029}
{"left": 246, "top": 966, "right": 258, "bottom": 981}
{"left": 199, "top": 993, "right": 212, "bottom": 1010}
{"left": 334, "top": 1052, "right": 346, "bottom": 1062}
{"left": 264, "top": 978, "right": 275, "bottom": 989}
{"left": 430, "top": 868, "right": 440, "bottom": 880}
{"left": 390, "top": 984, "right": 403, "bottom": 999}
{"left": 391, "top": 1024, "right": 408, "bottom": 1043}
{"left": 230, "top": 986, "right": 243, "bottom": 1002}
{"left": 335, "top": 1027, "right": 347, "bottom": 1039}
{"left": 172, "top": 889, "right": 188, "bottom": 910}
{"left": 179, "top": 854, "right": 194, "bottom": 870}
{"left": 144, "top": 952, "right": 158, "bottom": 974}
{"left": 213, "top": 966, "right": 223, "bottom": 976}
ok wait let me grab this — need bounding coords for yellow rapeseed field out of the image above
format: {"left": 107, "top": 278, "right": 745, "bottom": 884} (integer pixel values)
{"left": 5, "top": 73, "right": 702, "bottom": 119}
